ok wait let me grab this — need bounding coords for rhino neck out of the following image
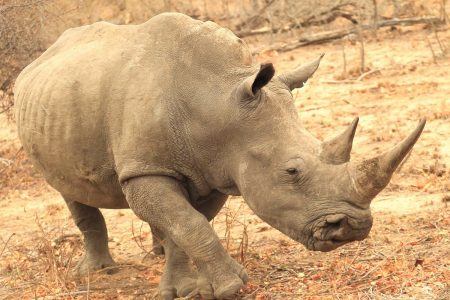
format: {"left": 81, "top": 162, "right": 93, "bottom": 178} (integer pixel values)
{"left": 166, "top": 69, "right": 257, "bottom": 198}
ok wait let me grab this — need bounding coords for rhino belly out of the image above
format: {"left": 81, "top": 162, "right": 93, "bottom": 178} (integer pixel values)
{"left": 15, "top": 58, "right": 128, "bottom": 209}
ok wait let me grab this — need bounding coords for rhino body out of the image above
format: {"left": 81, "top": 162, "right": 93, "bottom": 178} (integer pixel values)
{"left": 14, "top": 13, "right": 425, "bottom": 299}
{"left": 15, "top": 13, "right": 249, "bottom": 208}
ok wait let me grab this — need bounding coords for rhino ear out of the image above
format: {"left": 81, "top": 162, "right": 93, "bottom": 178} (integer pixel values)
{"left": 278, "top": 53, "right": 324, "bottom": 91}
{"left": 240, "top": 63, "right": 275, "bottom": 99}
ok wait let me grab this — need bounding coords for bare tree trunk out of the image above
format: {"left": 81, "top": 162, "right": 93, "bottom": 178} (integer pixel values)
{"left": 357, "top": 8, "right": 365, "bottom": 74}
{"left": 164, "top": 0, "right": 171, "bottom": 11}
{"left": 392, "top": 0, "right": 400, "bottom": 18}
{"left": 442, "top": 0, "right": 450, "bottom": 24}
{"left": 341, "top": 40, "right": 347, "bottom": 77}
{"left": 372, "top": 0, "right": 378, "bottom": 37}
{"left": 203, "top": 0, "right": 208, "bottom": 18}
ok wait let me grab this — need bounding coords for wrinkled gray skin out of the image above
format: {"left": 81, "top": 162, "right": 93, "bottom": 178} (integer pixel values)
{"left": 14, "top": 13, "right": 425, "bottom": 299}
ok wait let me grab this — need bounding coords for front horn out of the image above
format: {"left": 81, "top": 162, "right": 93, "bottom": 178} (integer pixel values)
{"left": 349, "top": 119, "right": 426, "bottom": 200}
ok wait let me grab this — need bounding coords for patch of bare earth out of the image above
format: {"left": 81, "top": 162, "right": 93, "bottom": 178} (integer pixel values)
{"left": 1, "top": 24, "right": 449, "bottom": 300}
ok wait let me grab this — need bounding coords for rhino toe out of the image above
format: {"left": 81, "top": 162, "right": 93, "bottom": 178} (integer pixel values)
{"left": 160, "top": 269, "right": 197, "bottom": 298}
{"left": 73, "top": 254, "right": 116, "bottom": 276}
{"left": 196, "top": 258, "right": 247, "bottom": 299}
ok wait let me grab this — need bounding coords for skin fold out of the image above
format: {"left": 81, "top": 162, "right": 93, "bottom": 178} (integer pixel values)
{"left": 14, "top": 13, "right": 425, "bottom": 299}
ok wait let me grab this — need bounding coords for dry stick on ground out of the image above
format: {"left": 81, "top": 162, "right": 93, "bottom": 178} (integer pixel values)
{"left": 426, "top": 36, "right": 438, "bottom": 64}
{"left": 238, "top": 223, "right": 249, "bottom": 264}
{"left": 0, "top": 233, "right": 15, "bottom": 257}
{"left": 323, "top": 69, "right": 381, "bottom": 84}
{"left": 131, "top": 220, "right": 152, "bottom": 260}
{"left": 259, "top": 16, "right": 444, "bottom": 54}
{"left": 430, "top": 19, "right": 448, "bottom": 55}
{"left": 60, "top": 236, "right": 79, "bottom": 286}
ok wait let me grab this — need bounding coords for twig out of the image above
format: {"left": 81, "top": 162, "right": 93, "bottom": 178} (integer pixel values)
{"left": 433, "top": 25, "right": 447, "bottom": 55}
{"left": 341, "top": 39, "right": 347, "bottom": 77}
{"left": 0, "top": 233, "right": 15, "bottom": 257}
{"left": 53, "top": 233, "right": 80, "bottom": 244}
{"left": 131, "top": 220, "right": 151, "bottom": 256}
{"left": 349, "top": 241, "right": 363, "bottom": 265}
{"left": 426, "top": 36, "right": 438, "bottom": 64}
{"left": 356, "top": 69, "right": 381, "bottom": 81}
{"left": 302, "top": 104, "right": 330, "bottom": 111}
{"left": 356, "top": 9, "right": 365, "bottom": 74}
{"left": 323, "top": 69, "right": 381, "bottom": 84}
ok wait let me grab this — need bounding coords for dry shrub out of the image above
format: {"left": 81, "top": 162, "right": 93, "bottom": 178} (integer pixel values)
{"left": 0, "top": 0, "right": 56, "bottom": 118}
{"left": 0, "top": 216, "right": 82, "bottom": 299}
{"left": 0, "top": 147, "right": 44, "bottom": 197}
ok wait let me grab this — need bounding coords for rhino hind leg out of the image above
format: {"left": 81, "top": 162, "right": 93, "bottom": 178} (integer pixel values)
{"left": 65, "top": 199, "right": 116, "bottom": 276}
{"left": 150, "top": 225, "right": 165, "bottom": 255}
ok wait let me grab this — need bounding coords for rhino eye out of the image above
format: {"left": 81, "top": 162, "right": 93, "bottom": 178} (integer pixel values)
{"left": 286, "top": 168, "right": 299, "bottom": 175}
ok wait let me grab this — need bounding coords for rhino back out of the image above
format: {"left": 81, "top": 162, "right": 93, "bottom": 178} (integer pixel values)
{"left": 14, "top": 13, "right": 254, "bottom": 207}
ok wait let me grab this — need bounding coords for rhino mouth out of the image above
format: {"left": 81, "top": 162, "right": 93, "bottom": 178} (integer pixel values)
{"left": 306, "top": 214, "right": 372, "bottom": 252}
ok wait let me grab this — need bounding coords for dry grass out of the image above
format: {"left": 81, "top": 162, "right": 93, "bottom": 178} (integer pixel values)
{"left": 0, "top": 199, "right": 448, "bottom": 299}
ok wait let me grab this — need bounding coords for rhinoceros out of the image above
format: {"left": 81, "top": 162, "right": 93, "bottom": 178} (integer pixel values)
{"left": 14, "top": 12, "right": 425, "bottom": 299}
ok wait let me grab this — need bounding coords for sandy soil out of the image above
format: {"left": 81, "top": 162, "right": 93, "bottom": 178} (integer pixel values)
{"left": 0, "top": 22, "right": 449, "bottom": 299}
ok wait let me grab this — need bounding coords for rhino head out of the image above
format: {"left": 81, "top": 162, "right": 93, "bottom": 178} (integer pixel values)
{"left": 220, "top": 54, "right": 425, "bottom": 252}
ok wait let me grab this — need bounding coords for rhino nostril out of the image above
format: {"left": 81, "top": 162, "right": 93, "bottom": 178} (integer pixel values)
{"left": 327, "top": 221, "right": 341, "bottom": 229}
{"left": 325, "top": 215, "right": 348, "bottom": 228}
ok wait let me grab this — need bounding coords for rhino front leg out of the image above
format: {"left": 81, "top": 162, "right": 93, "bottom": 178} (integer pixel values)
{"left": 65, "top": 200, "right": 115, "bottom": 276}
{"left": 153, "top": 191, "right": 229, "bottom": 299}
{"left": 150, "top": 190, "right": 228, "bottom": 256}
{"left": 123, "top": 176, "right": 247, "bottom": 299}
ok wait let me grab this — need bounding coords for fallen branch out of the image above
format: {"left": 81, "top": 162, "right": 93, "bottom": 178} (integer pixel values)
{"left": 257, "top": 16, "right": 443, "bottom": 53}
{"left": 357, "top": 68, "right": 381, "bottom": 81}
{"left": 323, "top": 69, "right": 382, "bottom": 84}
{"left": 237, "top": 4, "right": 357, "bottom": 37}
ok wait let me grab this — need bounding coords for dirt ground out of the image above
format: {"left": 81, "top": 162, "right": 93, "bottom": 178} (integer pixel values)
{"left": 1, "top": 10, "right": 450, "bottom": 300}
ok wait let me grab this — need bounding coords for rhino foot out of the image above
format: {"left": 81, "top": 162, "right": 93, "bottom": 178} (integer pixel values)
{"left": 196, "top": 258, "right": 248, "bottom": 299}
{"left": 73, "top": 253, "right": 116, "bottom": 276}
{"left": 159, "top": 238, "right": 197, "bottom": 299}
{"left": 160, "top": 267, "right": 197, "bottom": 299}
